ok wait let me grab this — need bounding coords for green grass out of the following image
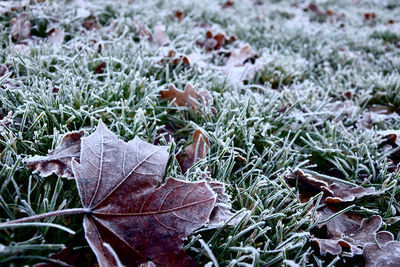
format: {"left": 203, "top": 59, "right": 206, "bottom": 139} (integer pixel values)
{"left": 1, "top": 0, "right": 400, "bottom": 266}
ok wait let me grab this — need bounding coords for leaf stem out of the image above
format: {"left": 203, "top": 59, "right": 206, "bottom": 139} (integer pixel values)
{"left": 0, "top": 208, "right": 91, "bottom": 226}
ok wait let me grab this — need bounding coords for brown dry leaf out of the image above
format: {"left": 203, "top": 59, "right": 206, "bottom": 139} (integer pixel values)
{"left": 69, "top": 121, "right": 217, "bottom": 266}
{"left": 10, "top": 13, "right": 31, "bottom": 42}
{"left": 284, "top": 170, "right": 375, "bottom": 203}
{"left": 222, "top": 0, "right": 234, "bottom": 8}
{"left": 160, "top": 50, "right": 190, "bottom": 67}
{"left": 178, "top": 129, "right": 209, "bottom": 173}
{"left": 364, "top": 12, "right": 376, "bottom": 20}
{"left": 160, "top": 83, "right": 214, "bottom": 112}
{"left": 284, "top": 170, "right": 386, "bottom": 258}
{"left": 377, "top": 130, "right": 400, "bottom": 169}
{"left": 364, "top": 241, "right": 400, "bottom": 267}
{"left": 173, "top": 10, "right": 184, "bottom": 21}
{"left": 25, "top": 131, "right": 84, "bottom": 179}
{"left": 196, "top": 31, "right": 234, "bottom": 51}
{"left": 94, "top": 61, "right": 106, "bottom": 74}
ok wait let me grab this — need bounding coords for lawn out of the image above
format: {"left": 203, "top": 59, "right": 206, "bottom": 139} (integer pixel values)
{"left": 1, "top": 0, "right": 400, "bottom": 266}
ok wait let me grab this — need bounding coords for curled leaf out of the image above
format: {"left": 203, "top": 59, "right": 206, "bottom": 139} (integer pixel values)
{"left": 284, "top": 170, "right": 375, "bottom": 203}
{"left": 25, "top": 131, "right": 84, "bottom": 179}
{"left": 325, "top": 183, "right": 375, "bottom": 204}
{"left": 178, "top": 129, "right": 209, "bottom": 173}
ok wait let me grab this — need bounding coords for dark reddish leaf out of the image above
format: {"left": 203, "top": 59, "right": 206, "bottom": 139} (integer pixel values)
{"left": 222, "top": 0, "right": 234, "bottom": 8}
{"left": 364, "top": 12, "right": 376, "bottom": 20}
{"left": 363, "top": 241, "right": 400, "bottom": 267}
{"left": 83, "top": 17, "right": 100, "bottom": 31}
{"left": 358, "top": 106, "right": 396, "bottom": 130}
{"left": 71, "top": 121, "right": 217, "bottom": 266}
{"left": 94, "top": 62, "right": 106, "bottom": 74}
{"left": 174, "top": 10, "right": 184, "bottom": 21}
{"left": 178, "top": 129, "right": 209, "bottom": 173}
{"left": 284, "top": 169, "right": 330, "bottom": 202}
{"left": 25, "top": 131, "right": 84, "bottom": 179}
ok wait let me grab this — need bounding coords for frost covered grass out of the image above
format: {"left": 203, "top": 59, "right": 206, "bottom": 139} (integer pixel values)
{"left": 0, "top": 0, "right": 400, "bottom": 265}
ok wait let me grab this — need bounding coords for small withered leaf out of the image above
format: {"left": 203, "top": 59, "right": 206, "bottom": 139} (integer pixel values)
{"left": 25, "top": 131, "right": 84, "bottom": 179}
{"left": 71, "top": 121, "right": 217, "bottom": 266}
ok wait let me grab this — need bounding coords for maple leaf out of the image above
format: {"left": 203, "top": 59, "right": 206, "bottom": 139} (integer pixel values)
{"left": 21, "top": 122, "right": 238, "bottom": 266}
{"left": 67, "top": 121, "right": 216, "bottom": 266}
{"left": 25, "top": 131, "right": 84, "bottom": 179}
